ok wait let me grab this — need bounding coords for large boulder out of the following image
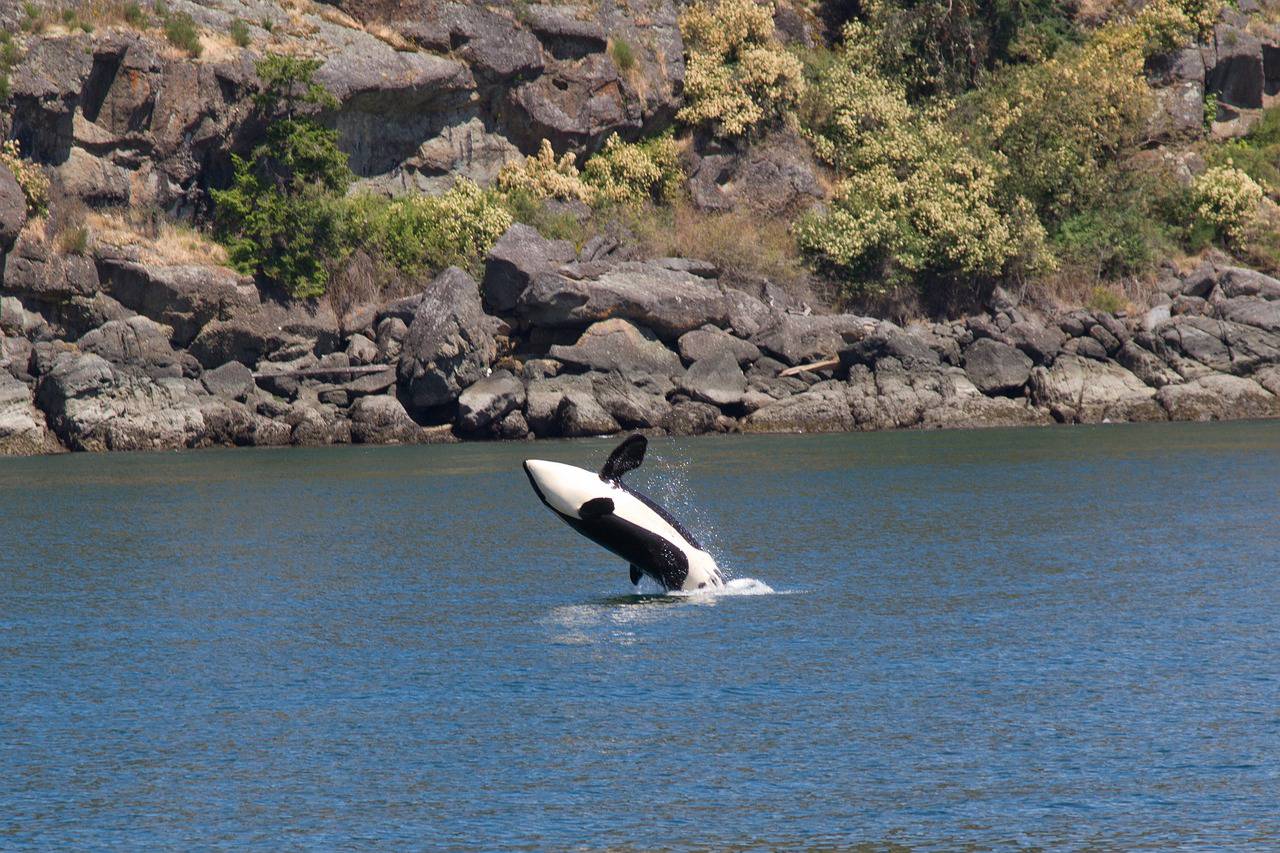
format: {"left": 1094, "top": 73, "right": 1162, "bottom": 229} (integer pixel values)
{"left": 963, "top": 338, "right": 1033, "bottom": 396}
{"left": 662, "top": 400, "right": 723, "bottom": 435}
{"left": 743, "top": 380, "right": 853, "bottom": 433}
{"left": 1029, "top": 355, "right": 1165, "bottom": 423}
{"left": 36, "top": 351, "right": 206, "bottom": 451}
{"left": 457, "top": 369, "right": 526, "bottom": 433}
{"left": 548, "top": 318, "right": 683, "bottom": 376}
{"left": 1159, "top": 315, "right": 1280, "bottom": 375}
{"left": 555, "top": 392, "right": 620, "bottom": 437}
{"left": 348, "top": 394, "right": 425, "bottom": 444}
{"left": 0, "top": 372, "right": 59, "bottom": 455}
{"left": 1157, "top": 375, "right": 1279, "bottom": 421}
{"left": 397, "top": 267, "right": 497, "bottom": 415}
{"left": 1216, "top": 266, "right": 1280, "bottom": 299}
{"left": 77, "top": 316, "right": 187, "bottom": 379}
{"left": 677, "top": 325, "right": 761, "bottom": 366}
{"left": 687, "top": 128, "right": 826, "bottom": 216}
{"left": 482, "top": 223, "right": 576, "bottom": 313}
{"left": 96, "top": 260, "right": 261, "bottom": 346}
{"left": 200, "top": 361, "right": 256, "bottom": 401}
{"left": 591, "top": 371, "right": 672, "bottom": 429}
{"left": 2, "top": 232, "right": 99, "bottom": 301}
{"left": 517, "top": 261, "right": 774, "bottom": 340}
{"left": 680, "top": 350, "right": 747, "bottom": 408}
{"left": 753, "top": 313, "right": 873, "bottom": 366}
{"left": 524, "top": 373, "right": 601, "bottom": 436}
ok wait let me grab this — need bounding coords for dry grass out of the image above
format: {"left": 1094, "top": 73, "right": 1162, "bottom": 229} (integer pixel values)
{"left": 1024, "top": 268, "right": 1161, "bottom": 314}
{"left": 366, "top": 21, "right": 416, "bottom": 51}
{"left": 85, "top": 207, "right": 228, "bottom": 266}
{"left": 627, "top": 202, "right": 814, "bottom": 296}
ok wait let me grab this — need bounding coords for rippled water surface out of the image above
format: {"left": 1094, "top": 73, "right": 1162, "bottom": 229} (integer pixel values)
{"left": 3, "top": 422, "right": 1279, "bottom": 849}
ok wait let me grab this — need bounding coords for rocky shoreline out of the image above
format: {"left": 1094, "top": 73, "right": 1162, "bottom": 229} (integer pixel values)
{"left": 3, "top": 218, "right": 1279, "bottom": 456}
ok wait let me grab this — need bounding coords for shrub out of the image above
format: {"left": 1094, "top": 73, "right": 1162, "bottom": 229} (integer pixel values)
{"left": 164, "top": 12, "right": 202, "bottom": 57}
{"left": 0, "top": 139, "right": 50, "bottom": 216}
{"left": 500, "top": 188, "right": 584, "bottom": 242}
{"left": 213, "top": 57, "right": 350, "bottom": 297}
{"left": 1191, "top": 165, "right": 1265, "bottom": 245}
{"left": 354, "top": 180, "right": 513, "bottom": 276}
{"left": 230, "top": 18, "right": 251, "bottom": 47}
{"left": 1088, "top": 284, "right": 1127, "bottom": 314}
{"left": 496, "top": 139, "right": 594, "bottom": 203}
{"left": 610, "top": 37, "right": 635, "bottom": 72}
{"left": 582, "top": 134, "right": 684, "bottom": 205}
{"left": 56, "top": 225, "right": 90, "bottom": 255}
{"left": 677, "top": 0, "right": 804, "bottom": 139}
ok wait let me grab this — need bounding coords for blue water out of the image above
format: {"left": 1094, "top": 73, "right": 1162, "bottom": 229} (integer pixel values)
{"left": 2, "top": 421, "right": 1278, "bottom": 849}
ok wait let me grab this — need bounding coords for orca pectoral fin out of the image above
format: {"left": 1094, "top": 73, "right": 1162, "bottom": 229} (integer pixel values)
{"left": 578, "top": 497, "right": 615, "bottom": 520}
{"left": 630, "top": 564, "right": 643, "bottom": 586}
{"left": 600, "top": 434, "right": 647, "bottom": 482}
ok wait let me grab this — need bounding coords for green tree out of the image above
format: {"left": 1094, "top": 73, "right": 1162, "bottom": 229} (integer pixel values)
{"left": 212, "top": 57, "right": 351, "bottom": 298}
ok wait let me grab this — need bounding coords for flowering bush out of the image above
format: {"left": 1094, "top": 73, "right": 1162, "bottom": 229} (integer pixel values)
{"left": 0, "top": 139, "right": 50, "bottom": 217}
{"left": 582, "top": 134, "right": 683, "bottom": 204}
{"left": 677, "top": 0, "right": 804, "bottom": 139}
{"left": 496, "top": 140, "right": 594, "bottom": 203}
{"left": 1191, "top": 165, "right": 1264, "bottom": 245}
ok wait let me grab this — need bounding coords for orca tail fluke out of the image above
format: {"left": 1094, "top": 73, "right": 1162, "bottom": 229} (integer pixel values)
{"left": 600, "top": 434, "right": 647, "bottom": 482}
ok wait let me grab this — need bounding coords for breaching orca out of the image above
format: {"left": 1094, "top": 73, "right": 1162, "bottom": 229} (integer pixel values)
{"left": 523, "top": 435, "right": 725, "bottom": 592}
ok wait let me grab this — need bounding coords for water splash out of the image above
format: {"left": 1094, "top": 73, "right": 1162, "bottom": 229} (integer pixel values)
{"left": 638, "top": 446, "right": 736, "bottom": 580}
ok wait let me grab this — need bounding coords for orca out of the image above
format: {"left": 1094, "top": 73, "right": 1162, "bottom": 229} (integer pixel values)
{"left": 523, "top": 435, "right": 725, "bottom": 592}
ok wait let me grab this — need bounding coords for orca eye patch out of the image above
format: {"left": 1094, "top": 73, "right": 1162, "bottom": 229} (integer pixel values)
{"left": 578, "top": 497, "right": 615, "bottom": 520}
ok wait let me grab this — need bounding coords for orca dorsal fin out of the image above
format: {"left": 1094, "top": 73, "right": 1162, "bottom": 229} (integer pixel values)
{"left": 600, "top": 434, "right": 647, "bottom": 482}
{"left": 579, "top": 497, "right": 615, "bottom": 520}
{"left": 630, "top": 564, "right": 643, "bottom": 586}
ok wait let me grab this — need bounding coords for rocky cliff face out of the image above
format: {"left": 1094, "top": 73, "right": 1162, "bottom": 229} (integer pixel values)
{"left": 2, "top": 0, "right": 1280, "bottom": 455}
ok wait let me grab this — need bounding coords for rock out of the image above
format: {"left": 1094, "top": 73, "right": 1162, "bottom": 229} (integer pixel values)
{"left": 680, "top": 350, "right": 747, "bottom": 408}
{"left": 287, "top": 404, "right": 337, "bottom": 446}
{"left": 0, "top": 164, "right": 27, "bottom": 251}
{"left": 677, "top": 326, "right": 761, "bottom": 366}
{"left": 0, "top": 372, "right": 59, "bottom": 454}
{"left": 555, "top": 391, "right": 620, "bottom": 437}
{"left": 662, "top": 400, "right": 722, "bottom": 435}
{"left": 1159, "top": 315, "right": 1280, "bottom": 375}
{"left": 1062, "top": 336, "right": 1109, "bottom": 361}
{"left": 342, "top": 366, "right": 398, "bottom": 397}
{"left": 522, "top": 358, "right": 561, "bottom": 381}
{"left": 201, "top": 361, "right": 256, "bottom": 401}
{"left": 77, "top": 316, "right": 184, "bottom": 379}
{"left": 3, "top": 232, "right": 99, "bottom": 301}
{"left": 345, "top": 333, "right": 379, "bottom": 365}
{"left": 349, "top": 395, "right": 423, "bottom": 444}
{"left": 962, "top": 338, "right": 1033, "bottom": 395}
{"left": 1157, "top": 374, "right": 1279, "bottom": 420}
{"left": 376, "top": 316, "right": 409, "bottom": 363}
{"left": 920, "top": 374, "right": 1053, "bottom": 429}
{"left": 397, "top": 267, "right": 497, "bottom": 414}
{"left": 1029, "top": 355, "right": 1165, "bottom": 423}
{"left": 1116, "top": 341, "right": 1180, "bottom": 388}
{"left": 1217, "top": 267, "right": 1280, "bottom": 300}
{"left": 482, "top": 223, "right": 576, "bottom": 313}
{"left": 1204, "top": 22, "right": 1264, "bottom": 110}
{"left": 1217, "top": 295, "right": 1280, "bottom": 333}
{"left": 55, "top": 293, "right": 136, "bottom": 340}
{"left": 1006, "top": 321, "right": 1066, "bottom": 364}
{"left": 548, "top": 319, "right": 683, "bottom": 376}
{"left": 499, "top": 409, "right": 530, "bottom": 439}
{"left": 743, "top": 381, "right": 853, "bottom": 433}
{"left": 0, "top": 296, "right": 47, "bottom": 339}
{"left": 36, "top": 352, "right": 206, "bottom": 451}
{"left": 252, "top": 417, "right": 293, "bottom": 447}
{"left": 97, "top": 260, "right": 260, "bottom": 347}
{"left": 457, "top": 370, "right": 526, "bottom": 433}
{"left": 687, "top": 128, "right": 826, "bottom": 216}
{"left": 196, "top": 398, "right": 259, "bottom": 447}
{"left": 524, "top": 373, "right": 595, "bottom": 436}
{"left": 752, "top": 313, "right": 873, "bottom": 366}
{"left": 518, "top": 261, "right": 774, "bottom": 340}
{"left": 189, "top": 297, "right": 340, "bottom": 369}
{"left": 591, "top": 371, "right": 672, "bottom": 429}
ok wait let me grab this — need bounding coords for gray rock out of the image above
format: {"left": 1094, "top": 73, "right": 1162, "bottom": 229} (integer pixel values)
{"left": 0, "top": 163, "right": 27, "bottom": 251}
{"left": 743, "top": 381, "right": 853, "bottom": 433}
{"left": 1217, "top": 296, "right": 1280, "bottom": 333}
{"left": 0, "top": 372, "right": 58, "bottom": 455}
{"left": 346, "top": 333, "right": 378, "bottom": 365}
{"left": 1160, "top": 315, "right": 1280, "bottom": 375}
{"left": 189, "top": 298, "right": 337, "bottom": 369}
{"left": 196, "top": 398, "right": 259, "bottom": 447}
{"left": 201, "top": 361, "right": 256, "bottom": 401}
{"left": 1088, "top": 323, "right": 1122, "bottom": 355}
{"left": 78, "top": 316, "right": 184, "bottom": 379}
{"left": 842, "top": 323, "right": 943, "bottom": 371}
{"left": 687, "top": 128, "right": 826, "bottom": 216}
{"left": 499, "top": 409, "right": 530, "bottom": 440}
{"left": 482, "top": 223, "right": 576, "bottom": 313}
{"left": 662, "top": 400, "right": 722, "bottom": 435}
{"left": 376, "top": 317, "right": 409, "bottom": 363}
{"left": 97, "top": 260, "right": 260, "bottom": 347}
{"left": 548, "top": 319, "right": 683, "bottom": 376}
{"left": 1217, "top": 267, "right": 1280, "bottom": 299}
{"left": 1029, "top": 355, "right": 1165, "bottom": 423}
{"left": 397, "top": 267, "right": 497, "bottom": 414}
{"left": 342, "top": 366, "right": 398, "bottom": 397}
{"left": 962, "top": 338, "right": 1033, "bottom": 395}
{"left": 752, "top": 313, "right": 873, "bottom": 366}
{"left": 680, "top": 350, "right": 747, "bottom": 408}
{"left": 3, "top": 232, "right": 99, "bottom": 300}
{"left": 591, "top": 371, "right": 672, "bottom": 429}
{"left": 677, "top": 326, "right": 761, "bottom": 365}
{"left": 555, "top": 392, "right": 620, "bottom": 437}
{"left": 1006, "top": 321, "right": 1065, "bottom": 364}
{"left": 524, "top": 373, "right": 594, "bottom": 436}
{"left": 1063, "top": 336, "right": 1109, "bottom": 361}
{"left": 55, "top": 293, "right": 137, "bottom": 340}
{"left": 1204, "top": 22, "right": 1264, "bottom": 110}
{"left": 1157, "top": 374, "right": 1279, "bottom": 420}
{"left": 1116, "top": 342, "right": 1180, "bottom": 388}
{"left": 349, "top": 395, "right": 423, "bottom": 444}
{"left": 457, "top": 370, "right": 526, "bottom": 433}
